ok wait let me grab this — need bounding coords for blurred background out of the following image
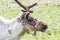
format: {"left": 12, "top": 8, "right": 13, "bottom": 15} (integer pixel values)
{"left": 0, "top": 0, "right": 60, "bottom": 40}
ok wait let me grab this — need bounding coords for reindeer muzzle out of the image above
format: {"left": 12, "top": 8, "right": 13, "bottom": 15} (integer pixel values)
{"left": 41, "top": 25, "right": 48, "bottom": 32}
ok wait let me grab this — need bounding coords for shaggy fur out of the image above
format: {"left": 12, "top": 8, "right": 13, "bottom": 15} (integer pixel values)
{"left": 0, "top": 13, "right": 26, "bottom": 40}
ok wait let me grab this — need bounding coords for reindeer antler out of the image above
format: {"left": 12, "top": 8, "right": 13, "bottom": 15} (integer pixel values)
{"left": 15, "top": 0, "right": 37, "bottom": 10}
{"left": 28, "top": 3, "right": 37, "bottom": 9}
{"left": 15, "top": 0, "right": 26, "bottom": 10}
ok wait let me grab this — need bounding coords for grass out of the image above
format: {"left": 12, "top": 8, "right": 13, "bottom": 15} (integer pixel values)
{"left": 0, "top": 0, "right": 60, "bottom": 40}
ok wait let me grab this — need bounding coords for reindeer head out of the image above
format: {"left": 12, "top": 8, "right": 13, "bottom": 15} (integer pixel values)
{"left": 15, "top": 0, "right": 48, "bottom": 34}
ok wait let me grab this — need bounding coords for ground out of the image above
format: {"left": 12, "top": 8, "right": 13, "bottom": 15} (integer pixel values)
{"left": 0, "top": 0, "right": 60, "bottom": 40}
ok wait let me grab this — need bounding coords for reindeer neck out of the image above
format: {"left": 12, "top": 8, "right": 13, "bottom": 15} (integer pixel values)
{"left": 8, "top": 13, "right": 22, "bottom": 26}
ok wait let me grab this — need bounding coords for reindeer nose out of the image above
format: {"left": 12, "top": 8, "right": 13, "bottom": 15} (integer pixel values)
{"left": 41, "top": 25, "right": 48, "bottom": 32}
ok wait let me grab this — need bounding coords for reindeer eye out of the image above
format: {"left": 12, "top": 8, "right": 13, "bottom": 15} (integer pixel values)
{"left": 28, "top": 17, "right": 33, "bottom": 22}
{"left": 28, "top": 19, "right": 32, "bottom": 22}
{"left": 27, "top": 17, "right": 36, "bottom": 26}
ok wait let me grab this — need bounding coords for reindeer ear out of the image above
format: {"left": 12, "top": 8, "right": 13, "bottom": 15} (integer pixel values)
{"left": 21, "top": 13, "right": 25, "bottom": 20}
{"left": 17, "top": 18, "right": 21, "bottom": 22}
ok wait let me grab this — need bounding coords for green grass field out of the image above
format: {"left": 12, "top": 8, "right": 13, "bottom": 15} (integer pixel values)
{"left": 0, "top": 0, "right": 60, "bottom": 40}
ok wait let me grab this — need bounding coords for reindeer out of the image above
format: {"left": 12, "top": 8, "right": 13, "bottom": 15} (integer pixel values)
{"left": 15, "top": 0, "right": 48, "bottom": 35}
{"left": 0, "top": 0, "right": 48, "bottom": 40}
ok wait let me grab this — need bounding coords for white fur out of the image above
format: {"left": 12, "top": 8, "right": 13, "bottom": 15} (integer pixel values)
{"left": 0, "top": 13, "right": 25, "bottom": 40}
